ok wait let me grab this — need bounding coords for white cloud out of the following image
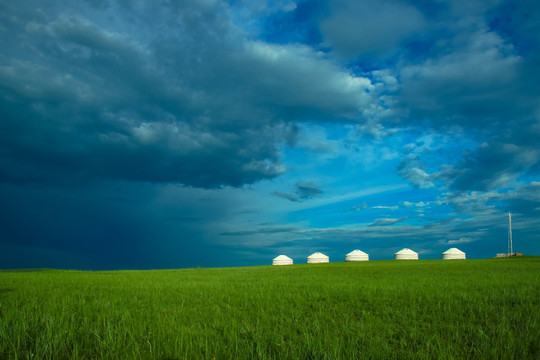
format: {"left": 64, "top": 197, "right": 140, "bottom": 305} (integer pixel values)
{"left": 447, "top": 237, "right": 477, "bottom": 244}
{"left": 368, "top": 217, "right": 408, "bottom": 227}
{"left": 402, "top": 201, "right": 428, "bottom": 208}
{"left": 372, "top": 205, "right": 398, "bottom": 210}
{"left": 400, "top": 167, "right": 435, "bottom": 189}
{"left": 245, "top": 41, "right": 376, "bottom": 117}
{"left": 353, "top": 202, "right": 368, "bottom": 211}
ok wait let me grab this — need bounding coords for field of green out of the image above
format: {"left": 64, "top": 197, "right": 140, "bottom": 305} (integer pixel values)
{"left": 1, "top": 257, "right": 539, "bottom": 359}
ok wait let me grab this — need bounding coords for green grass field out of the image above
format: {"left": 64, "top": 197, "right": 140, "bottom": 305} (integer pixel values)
{"left": 1, "top": 257, "right": 539, "bottom": 359}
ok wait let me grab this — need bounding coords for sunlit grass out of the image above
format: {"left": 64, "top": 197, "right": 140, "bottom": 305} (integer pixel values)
{"left": 1, "top": 257, "right": 539, "bottom": 359}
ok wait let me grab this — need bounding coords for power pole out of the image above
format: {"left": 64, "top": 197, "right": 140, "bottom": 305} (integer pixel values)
{"left": 508, "top": 213, "right": 513, "bottom": 255}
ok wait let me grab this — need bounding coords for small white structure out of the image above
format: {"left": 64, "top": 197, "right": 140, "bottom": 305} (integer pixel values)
{"left": 345, "top": 249, "right": 369, "bottom": 262}
{"left": 307, "top": 252, "right": 329, "bottom": 264}
{"left": 442, "top": 248, "right": 466, "bottom": 260}
{"left": 272, "top": 255, "right": 293, "bottom": 265}
{"left": 394, "top": 248, "right": 418, "bottom": 260}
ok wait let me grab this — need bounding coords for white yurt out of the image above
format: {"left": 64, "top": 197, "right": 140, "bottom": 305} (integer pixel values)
{"left": 345, "top": 249, "right": 369, "bottom": 262}
{"left": 307, "top": 252, "right": 329, "bottom": 264}
{"left": 272, "top": 255, "right": 293, "bottom": 265}
{"left": 394, "top": 248, "right": 419, "bottom": 260}
{"left": 442, "top": 248, "right": 466, "bottom": 260}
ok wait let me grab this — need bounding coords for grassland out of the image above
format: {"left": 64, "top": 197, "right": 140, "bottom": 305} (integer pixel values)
{"left": 0, "top": 257, "right": 539, "bottom": 359}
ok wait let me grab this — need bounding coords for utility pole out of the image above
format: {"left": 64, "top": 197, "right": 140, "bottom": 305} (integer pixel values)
{"left": 508, "top": 212, "right": 513, "bottom": 255}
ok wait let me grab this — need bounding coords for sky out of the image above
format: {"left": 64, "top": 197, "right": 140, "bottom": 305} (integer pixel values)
{"left": 1, "top": 0, "right": 539, "bottom": 270}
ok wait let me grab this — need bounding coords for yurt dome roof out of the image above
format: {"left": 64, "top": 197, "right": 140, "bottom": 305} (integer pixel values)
{"left": 346, "top": 249, "right": 368, "bottom": 256}
{"left": 307, "top": 252, "right": 328, "bottom": 259}
{"left": 273, "top": 255, "right": 292, "bottom": 261}
{"left": 395, "top": 248, "right": 417, "bottom": 255}
{"left": 442, "top": 248, "right": 465, "bottom": 255}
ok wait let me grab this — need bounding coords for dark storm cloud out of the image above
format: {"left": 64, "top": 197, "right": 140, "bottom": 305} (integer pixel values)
{"left": 220, "top": 226, "right": 299, "bottom": 237}
{"left": 273, "top": 191, "right": 300, "bottom": 202}
{"left": 0, "top": 0, "right": 377, "bottom": 188}
{"left": 320, "top": 0, "right": 425, "bottom": 58}
{"left": 295, "top": 181, "right": 324, "bottom": 199}
{"left": 273, "top": 181, "right": 324, "bottom": 202}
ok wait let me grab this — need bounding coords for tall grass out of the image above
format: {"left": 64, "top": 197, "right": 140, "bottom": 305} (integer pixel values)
{"left": 1, "top": 257, "right": 539, "bottom": 359}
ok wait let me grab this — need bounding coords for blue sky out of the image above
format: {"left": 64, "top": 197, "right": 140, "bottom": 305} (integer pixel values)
{"left": 1, "top": 0, "right": 539, "bottom": 269}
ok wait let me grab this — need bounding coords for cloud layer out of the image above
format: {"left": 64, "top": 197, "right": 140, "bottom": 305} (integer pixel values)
{"left": 0, "top": 0, "right": 381, "bottom": 188}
